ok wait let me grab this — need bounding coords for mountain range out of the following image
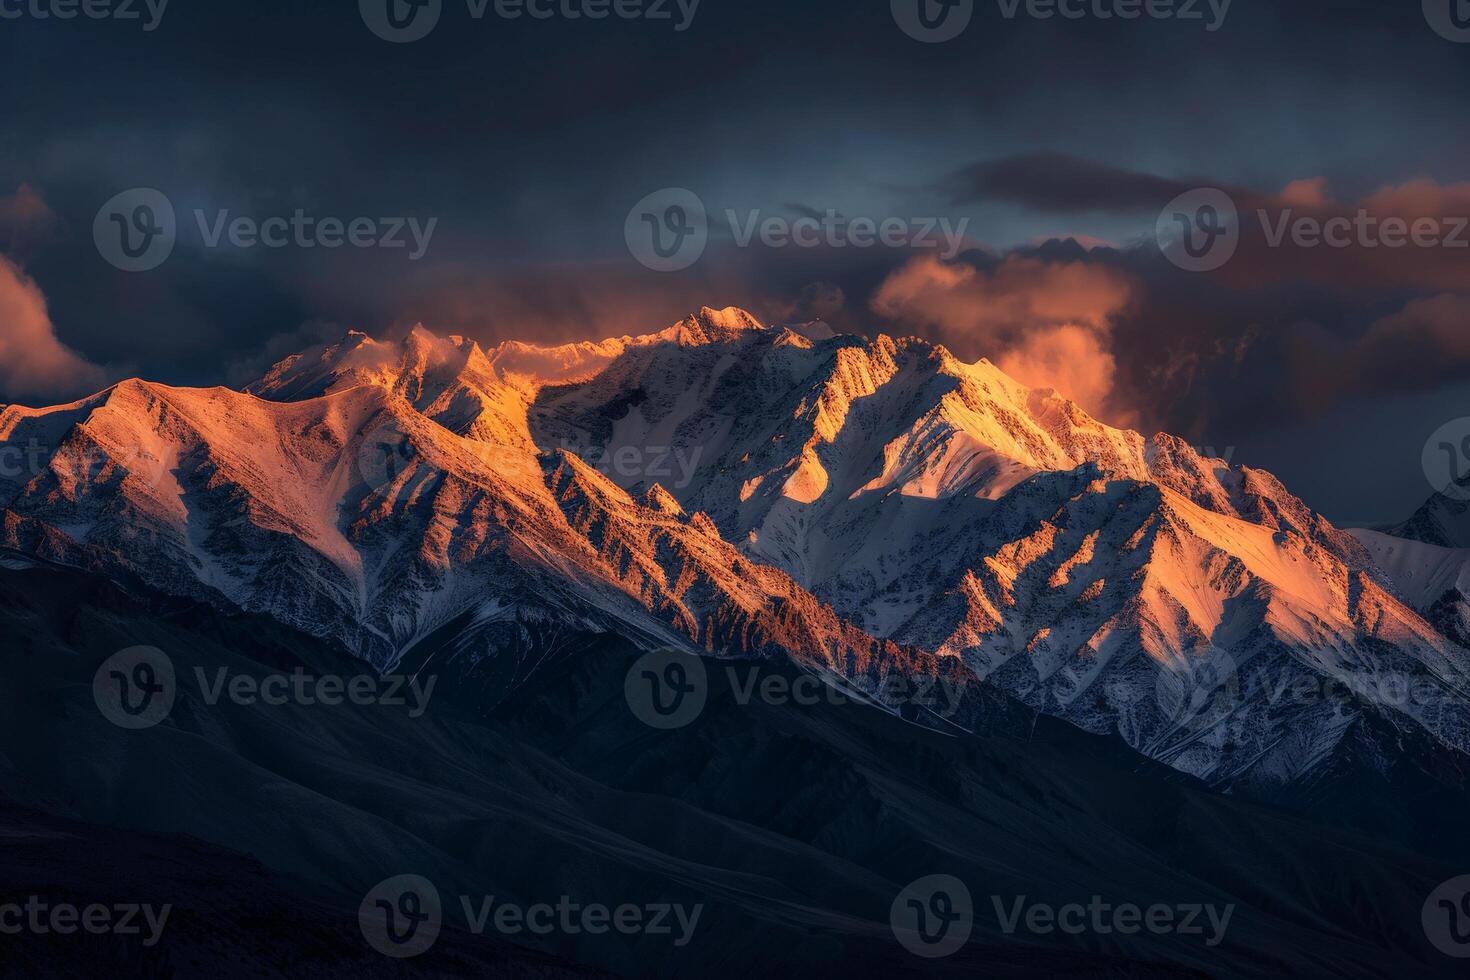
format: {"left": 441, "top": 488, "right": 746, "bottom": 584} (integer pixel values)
{"left": 4, "top": 306, "right": 1468, "bottom": 792}
{"left": 2, "top": 306, "right": 1468, "bottom": 975}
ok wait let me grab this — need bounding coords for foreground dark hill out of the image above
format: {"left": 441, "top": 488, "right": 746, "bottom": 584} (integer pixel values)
{"left": 0, "top": 558, "right": 1462, "bottom": 977}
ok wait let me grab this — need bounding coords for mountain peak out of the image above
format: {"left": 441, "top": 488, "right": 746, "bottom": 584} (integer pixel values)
{"left": 782, "top": 320, "right": 837, "bottom": 342}
{"left": 644, "top": 483, "right": 685, "bottom": 517}
{"left": 658, "top": 306, "right": 764, "bottom": 346}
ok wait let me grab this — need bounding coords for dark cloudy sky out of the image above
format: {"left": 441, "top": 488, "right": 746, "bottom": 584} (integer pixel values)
{"left": 2, "top": 0, "right": 1469, "bottom": 526}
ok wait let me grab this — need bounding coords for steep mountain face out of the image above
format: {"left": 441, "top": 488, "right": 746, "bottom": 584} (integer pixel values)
{"left": 0, "top": 318, "right": 935, "bottom": 707}
{"left": 1350, "top": 527, "right": 1470, "bottom": 648}
{"left": 1356, "top": 488, "right": 1470, "bottom": 647}
{"left": 3, "top": 306, "right": 1469, "bottom": 796}
{"left": 1388, "top": 488, "right": 1470, "bottom": 549}
{"left": 530, "top": 312, "right": 1470, "bottom": 788}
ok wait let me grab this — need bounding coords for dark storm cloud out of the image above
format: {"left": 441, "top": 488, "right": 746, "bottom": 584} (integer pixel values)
{"left": 943, "top": 153, "right": 1203, "bottom": 214}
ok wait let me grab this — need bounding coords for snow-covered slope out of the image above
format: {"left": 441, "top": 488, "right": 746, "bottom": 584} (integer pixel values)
{"left": 529, "top": 312, "right": 1470, "bottom": 786}
{"left": 4, "top": 307, "right": 1469, "bottom": 792}
{"left": 0, "top": 322, "right": 919, "bottom": 703}
{"left": 1350, "top": 527, "right": 1470, "bottom": 646}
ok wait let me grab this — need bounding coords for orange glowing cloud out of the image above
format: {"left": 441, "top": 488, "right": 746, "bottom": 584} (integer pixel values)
{"left": 0, "top": 255, "right": 107, "bottom": 402}
{"left": 870, "top": 254, "right": 1136, "bottom": 424}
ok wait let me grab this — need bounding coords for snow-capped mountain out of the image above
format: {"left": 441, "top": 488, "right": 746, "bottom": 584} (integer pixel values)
{"left": 1387, "top": 488, "right": 1470, "bottom": 549}
{"left": 4, "top": 306, "right": 1469, "bottom": 793}
{"left": 1349, "top": 487, "right": 1470, "bottom": 647}
{"left": 1349, "top": 527, "right": 1470, "bottom": 647}
{"left": 532, "top": 310, "right": 1470, "bottom": 787}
